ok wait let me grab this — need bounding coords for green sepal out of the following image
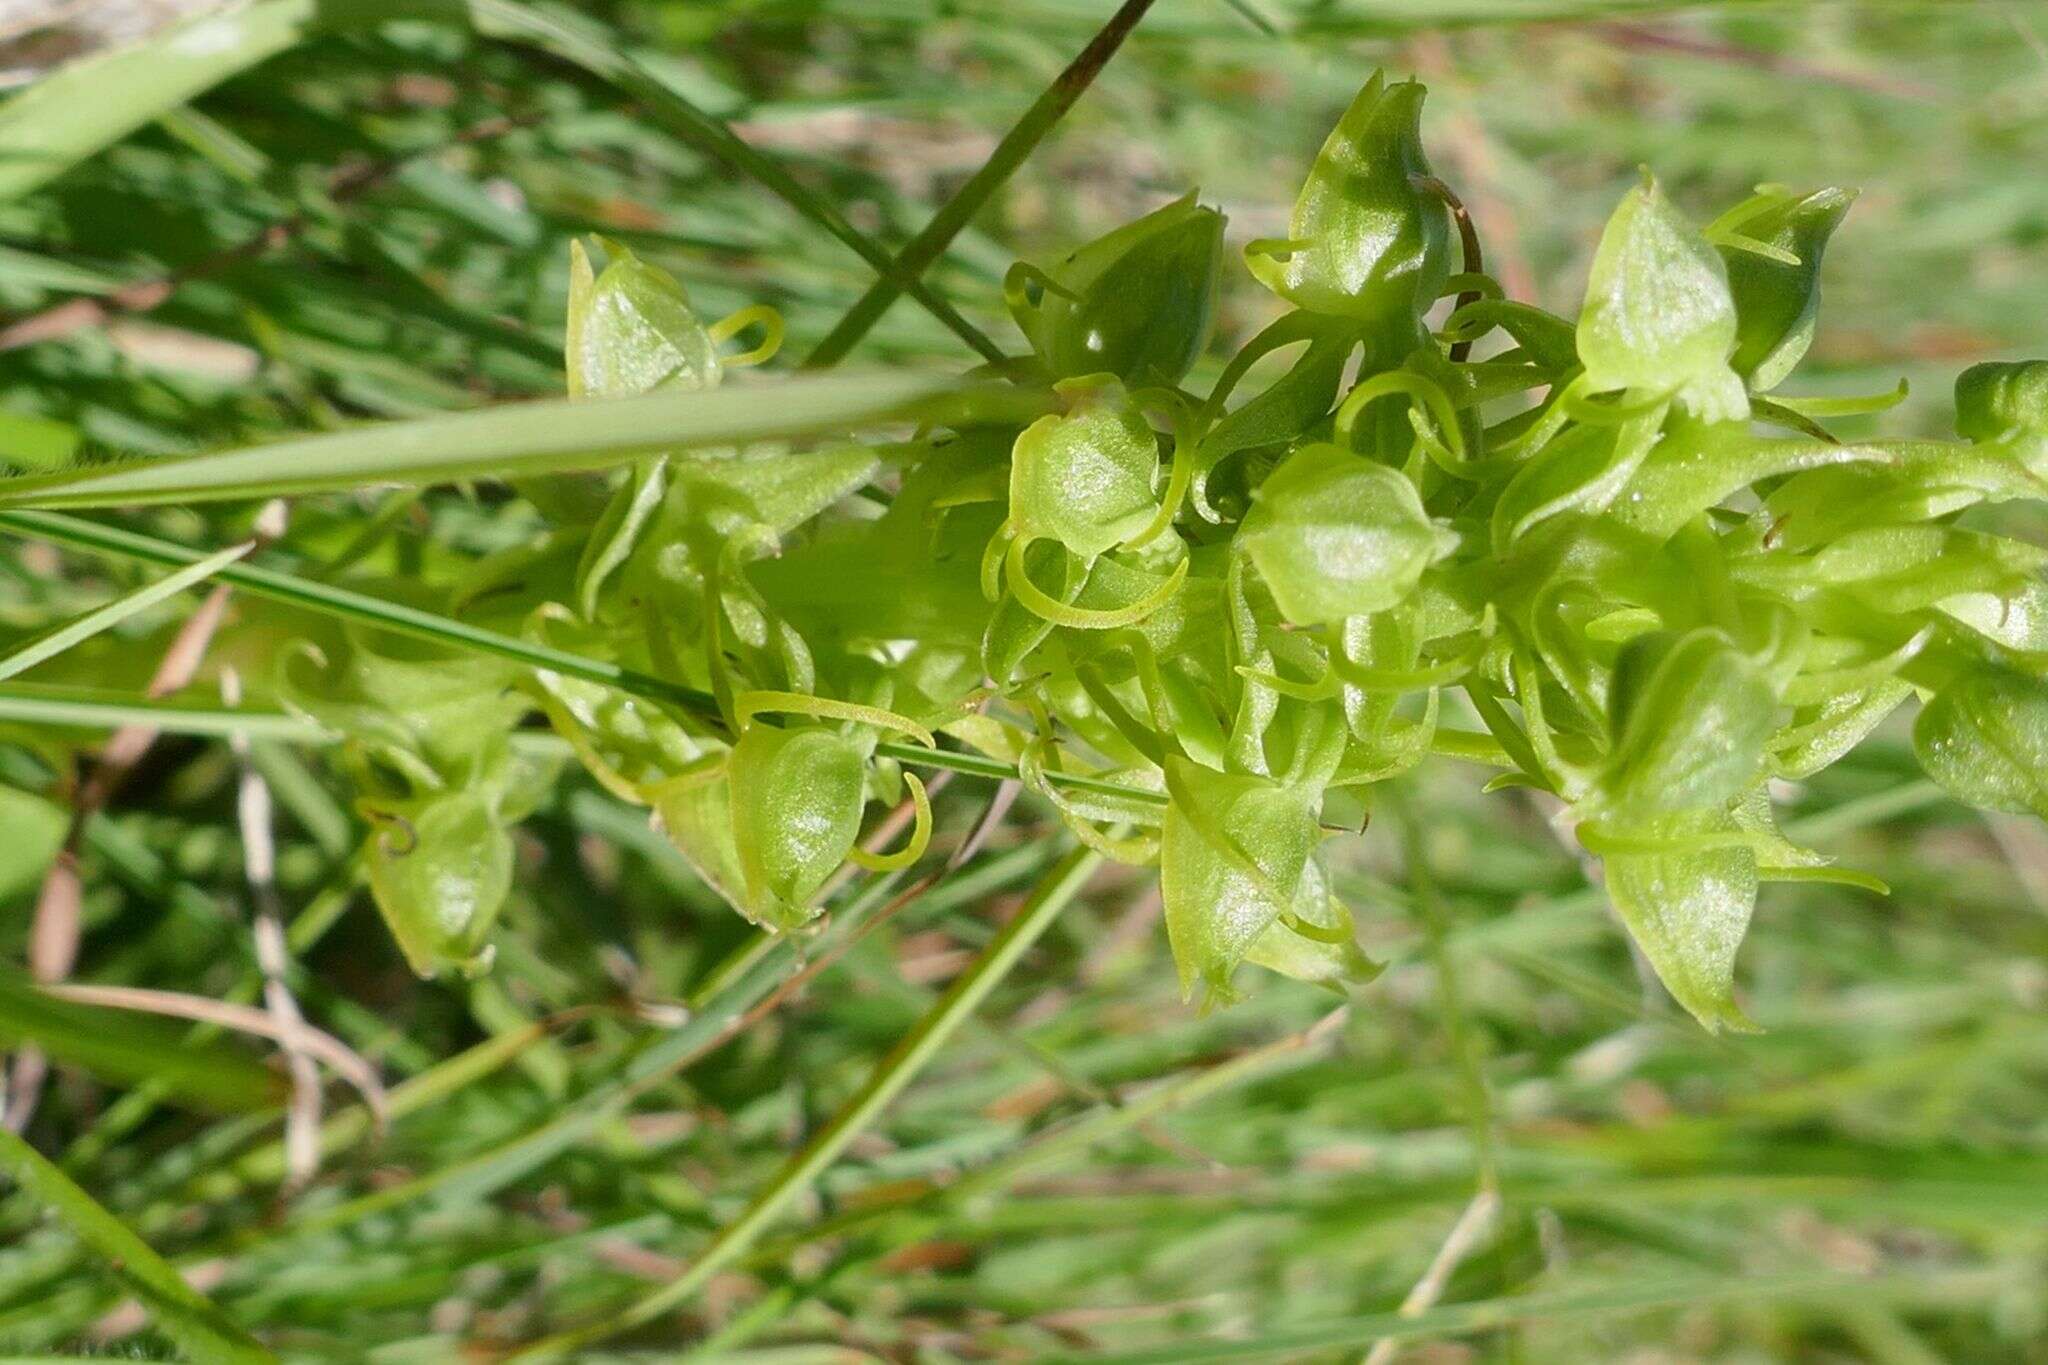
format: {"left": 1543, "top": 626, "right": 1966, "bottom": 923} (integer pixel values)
{"left": 364, "top": 788, "right": 515, "bottom": 980}
{"left": 1954, "top": 359, "right": 2048, "bottom": 444}
{"left": 1238, "top": 443, "right": 1450, "bottom": 627}
{"left": 1913, "top": 667, "right": 2048, "bottom": 821}
{"left": 1007, "top": 375, "right": 1162, "bottom": 560}
{"left": 1597, "top": 808, "right": 1760, "bottom": 1034}
{"left": 1009, "top": 192, "right": 1226, "bottom": 388}
{"left": 1246, "top": 72, "right": 1451, "bottom": 334}
{"left": 1578, "top": 177, "right": 1748, "bottom": 423}
{"left": 1717, "top": 186, "right": 1856, "bottom": 390}
{"left": 1597, "top": 628, "right": 1776, "bottom": 819}
{"left": 1242, "top": 853, "right": 1380, "bottom": 989}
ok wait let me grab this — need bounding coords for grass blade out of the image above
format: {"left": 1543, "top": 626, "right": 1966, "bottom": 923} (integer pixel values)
{"left": 805, "top": 0, "right": 1162, "bottom": 368}
{"left": 0, "top": 543, "right": 249, "bottom": 683}
{"left": 0, "top": 373, "right": 1028, "bottom": 509}
{"left": 0, "top": 1127, "right": 276, "bottom": 1363}
{"left": 0, "top": 0, "right": 314, "bottom": 202}
{"left": 0, "top": 683, "right": 331, "bottom": 741}
{"left": 509, "top": 845, "right": 1106, "bottom": 1360}
{"left": 0, "top": 511, "right": 722, "bottom": 715}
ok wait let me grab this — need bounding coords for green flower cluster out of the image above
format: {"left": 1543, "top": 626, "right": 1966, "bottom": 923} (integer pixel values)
{"left": 305, "top": 76, "right": 2048, "bottom": 1031}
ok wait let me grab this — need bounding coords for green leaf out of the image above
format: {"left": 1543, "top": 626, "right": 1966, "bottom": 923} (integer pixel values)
{"left": 1578, "top": 178, "right": 1748, "bottom": 423}
{"left": 1599, "top": 810, "right": 1760, "bottom": 1033}
{"left": 1913, "top": 668, "right": 2048, "bottom": 820}
{"left": 1238, "top": 443, "right": 1447, "bottom": 626}
{"left": 0, "top": 373, "right": 1025, "bottom": 509}
{"left": 0, "top": 542, "right": 247, "bottom": 683}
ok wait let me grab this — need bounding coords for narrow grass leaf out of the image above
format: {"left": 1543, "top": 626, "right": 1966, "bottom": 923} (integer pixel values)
{"left": 1043, "top": 1269, "right": 2016, "bottom": 1363}
{"left": 0, "top": 0, "right": 315, "bottom": 201}
{"left": 806, "top": 0, "right": 1162, "bottom": 367}
{"left": 0, "top": 373, "right": 1025, "bottom": 509}
{"left": 0, "top": 1128, "right": 276, "bottom": 1363}
{"left": 0, "top": 543, "right": 249, "bottom": 683}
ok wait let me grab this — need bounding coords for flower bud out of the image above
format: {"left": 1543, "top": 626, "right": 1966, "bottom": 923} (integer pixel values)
{"left": 566, "top": 238, "right": 722, "bottom": 399}
{"left": 1719, "top": 186, "right": 1855, "bottom": 390}
{"left": 1238, "top": 443, "right": 1450, "bottom": 626}
{"left": 366, "top": 790, "right": 514, "bottom": 980}
{"left": 1578, "top": 178, "right": 1748, "bottom": 423}
{"left": 726, "top": 724, "right": 866, "bottom": 929}
{"left": 1245, "top": 73, "right": 1451, "bottom": 335}
{"left": 1009, "top": 192, "right": 1225, "bottom": 388}
{"left": 1008, "top": 375, "right": 1162, "bottom": 559}
{"left": 1954, "top": 359, "right": 2048, "bottom": 443}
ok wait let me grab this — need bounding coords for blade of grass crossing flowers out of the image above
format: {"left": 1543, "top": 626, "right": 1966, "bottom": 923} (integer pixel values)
{"left": 508, "top": 846, "right": 1106, "bottom": 1360}
{"left": 0, "top": 1129, "right": 275, "bottom": 1363}
{"left": 0, "top": 373, "right": 1030, "bottom": 509}
{"left": 0, "top": 511, "right": 725, "bottom": 717}
{"left": 804, "top": 0, "right": 1162, "bottom": 368}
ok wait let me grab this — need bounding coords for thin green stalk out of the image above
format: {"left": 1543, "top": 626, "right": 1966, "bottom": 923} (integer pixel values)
{"left": 804, "top": 0, "right": 1161, "bottom": 368}
{"left": 508, "top": 845, "right": 1106, "bottom": 1360}
{"left": 0, "top": 542, "right": 248, "bottom": 682}
{"left": 0, "top": 510, "right": 722, "bottom": 715}
{"left": 0, "top": 673, "right": 1511, "bottom": 816}
{"left": 0, "top": 513, "right": 1509, "bottom": 808}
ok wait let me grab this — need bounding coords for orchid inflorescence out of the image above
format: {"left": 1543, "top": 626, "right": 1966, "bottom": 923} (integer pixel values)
{"left": 296, "top": 73, "right": 2048, "bottom": 1031}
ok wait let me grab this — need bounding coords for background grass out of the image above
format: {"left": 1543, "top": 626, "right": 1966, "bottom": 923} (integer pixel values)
{"left": 0, "top": 1, "right": 2044, "bottom": 1360}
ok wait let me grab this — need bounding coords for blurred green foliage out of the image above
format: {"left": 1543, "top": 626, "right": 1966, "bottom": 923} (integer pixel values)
{"left": 0, "top": 2, "right": 2042, "bottom": 1360}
